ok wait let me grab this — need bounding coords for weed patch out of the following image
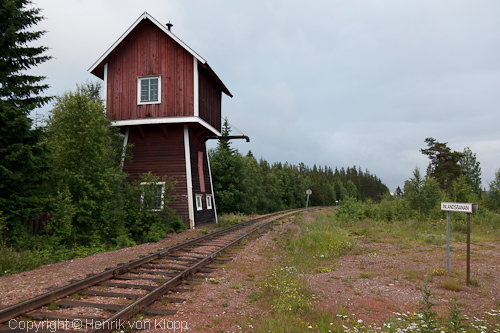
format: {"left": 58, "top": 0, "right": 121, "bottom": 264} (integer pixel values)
{"left": 431, "top": 268, "right": 446, "bottom": 276}
{"left": 315, "top": 266, "right": 332, "bottom": 273}
{"left": 441, "top": 276, "right": 463, "bottom": 292}
{"left": 217, "top": 213, "right": 248, "bottom": 228}
{"left": 262, "top": 266, "right": 310, "bottom": 313}
{"left": 282, "top": 213, "right": 358, "bottom": 272}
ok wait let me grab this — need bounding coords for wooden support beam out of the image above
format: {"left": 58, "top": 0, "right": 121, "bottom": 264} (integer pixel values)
{"left": 193, "top": 129, "right": 206, "bottom": 142}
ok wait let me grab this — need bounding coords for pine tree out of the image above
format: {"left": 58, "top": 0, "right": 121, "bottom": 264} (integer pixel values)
{"left": 420, "top": 137, "right": 462, "bottom": 191}
{"left": 0, "top": 0, "right": 52, "bottom": 235}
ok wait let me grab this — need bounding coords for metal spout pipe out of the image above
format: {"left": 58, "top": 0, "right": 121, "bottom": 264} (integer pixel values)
{"left": 200, "top": 135, "right": 250, "bottom": 142}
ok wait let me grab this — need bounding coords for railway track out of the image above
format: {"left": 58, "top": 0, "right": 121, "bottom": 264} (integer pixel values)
{"left": 0, "top": 209, "right": 306, "bottom": 332}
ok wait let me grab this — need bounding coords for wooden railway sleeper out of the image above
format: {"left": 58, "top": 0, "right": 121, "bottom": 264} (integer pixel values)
{"left": 0, "top": 209, "right": 304, "bottom": 329}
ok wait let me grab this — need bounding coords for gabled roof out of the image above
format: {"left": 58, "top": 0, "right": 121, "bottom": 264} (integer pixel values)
{"left": 88, "top": 12, "right": 232, "bottom": 97}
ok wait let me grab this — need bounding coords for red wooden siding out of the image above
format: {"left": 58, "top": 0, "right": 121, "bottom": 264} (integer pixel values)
{"left": 198, "top": 65, "right": 222, "bottom": 132}
{"left": 89, "top": 14, "right": 232, "bottom": 227}
{"left": 106, "top": 20, "right": 194, "bottom": 121}
{"left": 123, "top": 124, "right": 190, "bottom": 223}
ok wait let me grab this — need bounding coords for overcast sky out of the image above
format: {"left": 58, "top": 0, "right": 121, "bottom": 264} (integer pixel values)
{"left": 30, "top": 0, "right": 500, "bottom": 193}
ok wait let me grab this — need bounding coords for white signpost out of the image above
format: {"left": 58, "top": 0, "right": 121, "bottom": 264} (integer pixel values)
{"left": 304, "top": 189, "right": 312, "bottom": 222}
{"left": 441, "top": 202, "right": 478, "bottom": 285}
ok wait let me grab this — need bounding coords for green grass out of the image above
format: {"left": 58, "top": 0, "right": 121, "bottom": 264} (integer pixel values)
{"left": 0, "top": 212, "right": 257, "bottom": 277}
{"left": 238, "top": 207, "right": 500, "bottom": 332}
{"left": 246, "top": 210, "right": 360, "bottom": 332}
{"left": 281, "top": 214, "right": 358, "bottom": 272}
{"left": 0, "top": 243, "right": 112, "bottom": 276}
{"left": 441, "top": 276, "right": 464, "bottom": 292}
{"left": 216, "top": 213, "right": 249, "bottom": 228}
{"left": 253, "top": 311, "right": 344, "bottom": 333}
{"left": 261, "top": 266, "right": 310, "bottom": 313}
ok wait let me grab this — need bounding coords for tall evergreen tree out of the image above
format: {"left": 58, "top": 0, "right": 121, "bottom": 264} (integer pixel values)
{"left": 0, "top": 0, "right": 52, "bottom": 233}
{"left": 488, "top": 169, "right": 500, "bottom": 212}
{"left": 404, "top": 167, "right": 424, "bottom": 217}
{"left": 420, "top": 137, "right": 462, "bottom": 190}
{"left": 209, "top": 118, "right": 248, "bottom": 214}
{"left": 0, "top": 0, "right": 52, "bottom": 111}
{"left": 395, "top": 186, "right": 403, "bottom": 198}
{"left": 459, "top": 147, "right": 482, "bottom": 194}
{"left": 404, "top": 166, "right": 442, "bottom": 218}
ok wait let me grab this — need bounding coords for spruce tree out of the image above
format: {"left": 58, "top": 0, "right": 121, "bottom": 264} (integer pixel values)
{"left": 0, "top": 0, "right": 52, "bottom": 236}
{"left": 208, "top": 118, "right": 248, "bottom": 214}
{"left": 0, "top": 0, "right": 51, "bottom": 110}
{"left": 459, "top": 147, "right": 482, "bottom": 194}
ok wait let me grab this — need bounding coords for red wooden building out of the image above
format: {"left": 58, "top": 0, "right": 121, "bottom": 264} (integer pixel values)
{"left": 89, "top": 12, "right": 232, "bottom": 228}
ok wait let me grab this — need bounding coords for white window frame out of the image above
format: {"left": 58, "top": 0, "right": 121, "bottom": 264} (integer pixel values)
{"left": 195, "top": 194, "right": 203, "bottom": 211}
{"left": 140, "top": 182, "right": 165, "bottom": 211}
{"left": 138, "top": 76, "right": 161, "bottom": 105}
{"left": 206, "top": 194, "right": 213, "bottom": 210}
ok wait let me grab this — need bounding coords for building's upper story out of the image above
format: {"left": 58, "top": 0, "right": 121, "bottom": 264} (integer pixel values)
{"left": 89, "top": 12, "right": 231, "bottom": 135}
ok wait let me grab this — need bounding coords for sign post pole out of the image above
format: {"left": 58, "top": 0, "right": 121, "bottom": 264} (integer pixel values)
{"left": 467, "top": 213, "right": 471, "bottom": 285}
{"left": 305, "top": 189, "right": 312, "bottom": 222}
{"left": 446, "top": 211, "right": 450, "bottom": 273}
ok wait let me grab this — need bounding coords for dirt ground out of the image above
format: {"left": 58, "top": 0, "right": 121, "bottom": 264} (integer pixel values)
{"left": 138, "top": 208, "right": 500, "bottom": 331}
{"left": 1, "top": 208, "right": 499, "bottom": 332}
{"left": 308, "top": 234, "right": 500, "bottom": 325}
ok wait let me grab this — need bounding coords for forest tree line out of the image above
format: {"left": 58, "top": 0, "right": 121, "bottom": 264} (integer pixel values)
{"left": 209, "top": 120, "right": 390, "bottom": 215}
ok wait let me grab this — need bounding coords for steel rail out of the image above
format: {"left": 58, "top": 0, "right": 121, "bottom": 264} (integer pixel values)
{"left": 87, "top": 217, "right": 275, "bottom": 333}
{"left": 0, "top": 209, "right": 302, "bottom": 324}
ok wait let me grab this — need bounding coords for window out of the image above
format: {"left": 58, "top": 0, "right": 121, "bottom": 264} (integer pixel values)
{"left": 140, "top": 182, "right": 165, "bottom": 211}
{"left": 196, "top": 194, "right": 203, "bottom": 211}
{"left": 138, "top": 76, "right": 161, "bottom": 104}
{"left": 206, "top": 194, "right": 213, "bottom": 210}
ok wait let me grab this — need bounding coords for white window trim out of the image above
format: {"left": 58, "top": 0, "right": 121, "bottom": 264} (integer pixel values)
{"left": 137, "top": 76, "right": 161, "bottom": 105}
{"left": 195, "top": 194, "right": 203, "bottom": 211}
{"left": 103, "top": 63, "right": 108, "bottom": 108}
{"left": 140, "top": 181, "right": 165, "bottom": 211}
{"left": 193, "top": 57, "right": 199, "bottom": 117}
{"left": 206, "top": 194, "right": 213, "bottom": 210}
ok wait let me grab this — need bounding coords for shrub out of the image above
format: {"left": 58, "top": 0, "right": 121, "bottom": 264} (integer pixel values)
{"left": 335, "top": 197, "right": 363, "bottom": 222}
{"left": 0, "top": 242, "right": 112, "bottom": 276}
